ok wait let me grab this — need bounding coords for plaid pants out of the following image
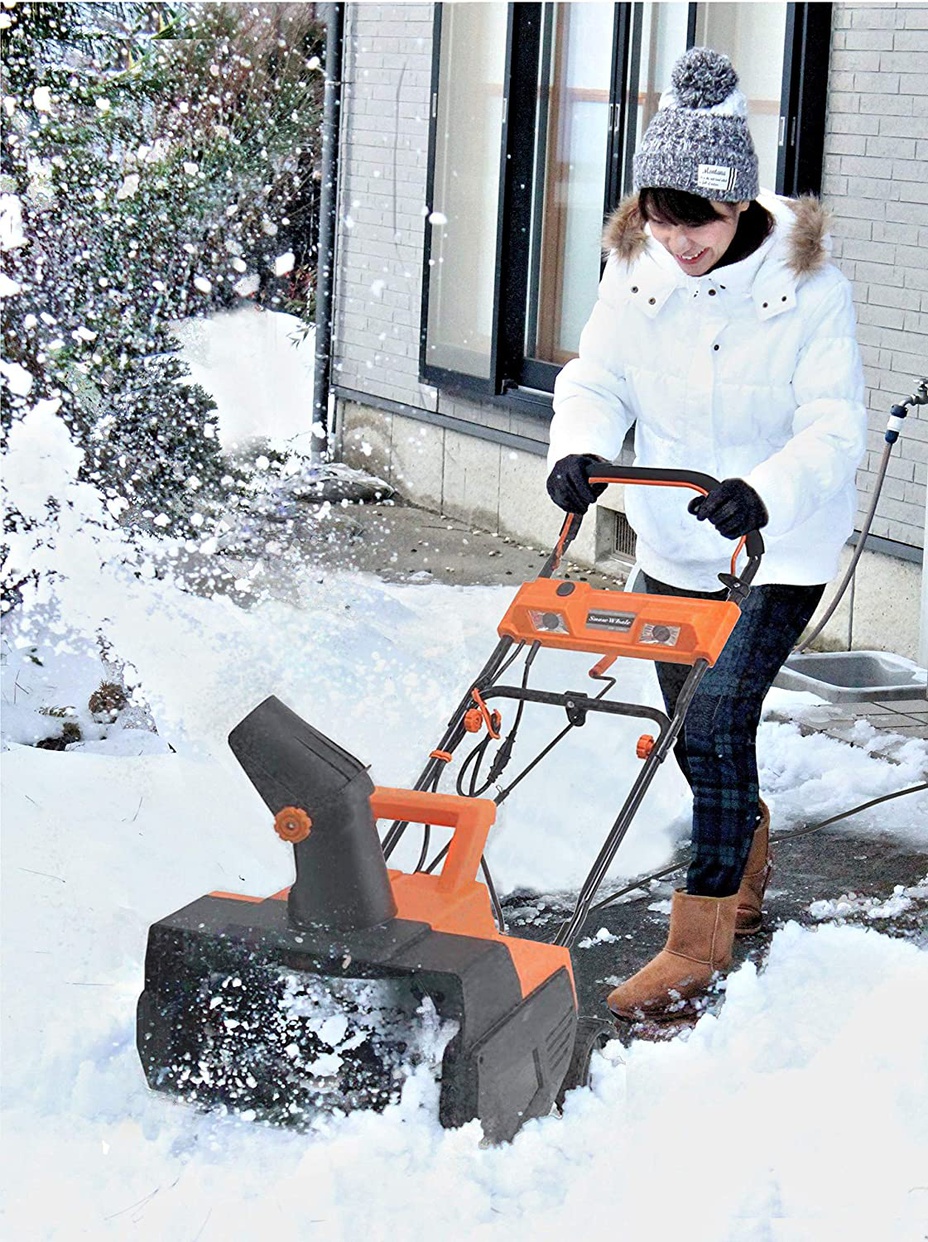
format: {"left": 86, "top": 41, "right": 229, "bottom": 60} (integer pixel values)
{"left": 641, "top": 572, "right": 825, "bottom": 897}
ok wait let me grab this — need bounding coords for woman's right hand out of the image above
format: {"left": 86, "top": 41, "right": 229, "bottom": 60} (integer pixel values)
{"left": 687, "top": 477, "right": 768, "bottom": 539}
{"left": 545, "top": 454, "right": 609, "bottom": 514}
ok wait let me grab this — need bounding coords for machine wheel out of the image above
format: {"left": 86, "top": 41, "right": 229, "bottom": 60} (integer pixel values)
{"left": 555, "top": 1015, "right": 617, "bottom": 1108}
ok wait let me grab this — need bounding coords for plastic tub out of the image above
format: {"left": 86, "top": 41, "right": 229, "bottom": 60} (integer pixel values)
{"left": 774, "top": 650, "right": 927, "bottom": 704}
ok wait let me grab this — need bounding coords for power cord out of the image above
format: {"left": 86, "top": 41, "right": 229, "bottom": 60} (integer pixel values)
{"left": 582, "top": 780, "right": 928, "bottom": 916}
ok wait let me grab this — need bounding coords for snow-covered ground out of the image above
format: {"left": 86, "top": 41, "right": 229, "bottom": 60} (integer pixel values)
{"left": 3, "top": 545, "right": 928, "bottom": 1240}
{"left": 3, "top": 392, "right": 927, "bottom": 1239}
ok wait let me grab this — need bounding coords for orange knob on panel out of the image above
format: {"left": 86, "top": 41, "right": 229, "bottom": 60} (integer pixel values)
{"left": 274, "top": 806, "right": 313, "bottom": 843}
{"left": 636, "top": 734, "right": 655, "bottom": 760}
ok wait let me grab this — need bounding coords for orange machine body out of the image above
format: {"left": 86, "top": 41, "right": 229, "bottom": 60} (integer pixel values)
{"left": 372, "top": 789, "right": 574, "bottom": 1003}
{"left": 213, "top": 786, "right": 573, "bottom": 1004}
{"left": 498, "top": 578, "right": 740, "bottom": 666}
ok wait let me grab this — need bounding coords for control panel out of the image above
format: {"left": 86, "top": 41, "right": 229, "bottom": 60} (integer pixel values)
{"left": 497, "top": 579, "right": 740, "bottom": 667}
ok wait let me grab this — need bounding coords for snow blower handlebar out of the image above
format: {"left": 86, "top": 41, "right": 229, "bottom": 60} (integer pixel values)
{"left": 384, "top": 467, "right": 765, "bottom": 867}
{"left": 544, "top": 465, "right": 765, "bottom": 592}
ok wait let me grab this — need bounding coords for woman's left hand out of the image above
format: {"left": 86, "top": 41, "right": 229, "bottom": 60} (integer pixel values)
{"left": 687, "top": 478, "right": 769, "bottom": 539}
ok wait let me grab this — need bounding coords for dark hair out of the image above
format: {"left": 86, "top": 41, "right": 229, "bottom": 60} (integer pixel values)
{"left": 638, "top": 186, "right": 728, "bottom": 227}
{"left": 638, "top": 187, "right": 774, "bottom": 270}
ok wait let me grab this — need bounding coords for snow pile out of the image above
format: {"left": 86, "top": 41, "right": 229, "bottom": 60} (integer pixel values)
{"left": 172, "top": 306, "right": 316, "bottom": 452}
{"left": 1, "top": 399, "right": 163, "bottom": 752}
{"left": 756, "top": 719, "right": 927, "bottom": 852}
{"left": 810, "top": 877, "right": 928, "bottom": 923}
{"left": 2, "top": 397, "right": 130, "bottom": 600}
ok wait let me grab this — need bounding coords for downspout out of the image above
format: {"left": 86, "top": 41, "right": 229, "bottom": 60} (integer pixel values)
{"left": 921, "top": 461, "right": 928, "bottom": 668}
{"left": 311, "top": 2, "right": 345, "bottom": 464}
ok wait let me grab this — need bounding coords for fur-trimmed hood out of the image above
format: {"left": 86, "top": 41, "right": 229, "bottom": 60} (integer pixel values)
{"left": 602, "top": 192, "right": 830, "bottom": 279}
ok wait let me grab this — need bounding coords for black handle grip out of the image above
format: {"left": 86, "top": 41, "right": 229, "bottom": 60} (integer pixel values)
{"left": 585, "top": 464, "right": 722, "bottom": 493}
{"left": 545, "top": 464, "right": 765, "bottom": 580}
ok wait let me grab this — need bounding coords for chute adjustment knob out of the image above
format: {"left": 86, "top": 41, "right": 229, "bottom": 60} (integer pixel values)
{"left": 636, "top": 734, "right": 655, "bottom": 760}
{"left": 274, "top": 806, "right": 313, "bottom": 843}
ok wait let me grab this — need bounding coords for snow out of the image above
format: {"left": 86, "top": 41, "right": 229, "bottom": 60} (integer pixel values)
{"left": 2, "top": 356, "right": 927, "bottom": 1239}
{"left": 0, "top": 358, "right": 33, "bottom": 396}
{"left": 32, "top": 86, "right": 53, "bottom": 114}
{"left": 273, "top": 250, "right": 295, "bottom": 276}
{"left": 3, "top": 397, "right": 82, "bottom": 520}
{"left": 116, "top": 173, "right": 140, "bottom": 201}
{"left": 172, "top": 306, "right": 315, "bottom": 450}
{"left": 810, "top": 878, "right": 928, "bottom": 923}
{"left": 3, "top": 728, "right": 928, "bottom": 1240}
{"left": 578, "top": 926, "right": 622, "bottom": 948}
{"left": 0, "top": 192, "right": 25, "bottom": 250}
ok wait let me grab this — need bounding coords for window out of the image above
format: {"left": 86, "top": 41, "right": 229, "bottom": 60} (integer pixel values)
{"left": 422, "top": 2, "right": 831, "bottom": 403}
{"left": 424, "top": 3, "right": 508, "bottom": 380}
{"left": 527, "top": 3, "right": 615, "bottom": 369}
{"left": 693, "top": 3, "right": 788, "bottom": 190}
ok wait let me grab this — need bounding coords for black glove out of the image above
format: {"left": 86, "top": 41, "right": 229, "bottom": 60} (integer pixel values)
{"left": 546, "top": 454, "right": 608, "bottom": 515}
{"left": 687, "top": 478, "right": 768, "bottom": 540}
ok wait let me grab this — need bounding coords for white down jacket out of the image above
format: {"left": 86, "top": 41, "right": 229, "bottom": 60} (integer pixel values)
{"left": 549, "top": 191, "right": 867, "bottom": 591}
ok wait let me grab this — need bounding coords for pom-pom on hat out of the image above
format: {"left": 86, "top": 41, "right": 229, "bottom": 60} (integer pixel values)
{"left": 633, "top": 47, "right": 759, "bottom": 202}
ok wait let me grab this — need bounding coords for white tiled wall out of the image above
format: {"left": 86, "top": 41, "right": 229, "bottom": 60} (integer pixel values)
{"left": 825, "top": 3, "right": 928, "bottom": 549}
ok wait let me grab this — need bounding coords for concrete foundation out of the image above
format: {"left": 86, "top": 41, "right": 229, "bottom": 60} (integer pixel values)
{"left": 337, "top": 400, "right": 597, "bottom": 566}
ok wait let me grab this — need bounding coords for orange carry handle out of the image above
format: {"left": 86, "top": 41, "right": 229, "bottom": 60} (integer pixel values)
{"left": 589, "top": 653, "right": 618, "bottom": 678}
{"left": 369, "top": 787, "right": 495, "bottom": 896}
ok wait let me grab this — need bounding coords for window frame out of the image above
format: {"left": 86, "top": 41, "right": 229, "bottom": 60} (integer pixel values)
{"left": 420, "top": 1, "right": 832, "bottom": 409}
{"left": 777, "top": 3, "right": 833, "bottom": 196}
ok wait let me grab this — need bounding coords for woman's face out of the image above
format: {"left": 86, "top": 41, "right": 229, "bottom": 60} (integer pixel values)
{"left": 647, "top": 201, "right": 748, "bottom": 277}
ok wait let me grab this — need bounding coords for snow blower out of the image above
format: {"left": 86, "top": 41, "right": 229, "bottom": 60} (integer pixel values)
{"left": 137, "top": 465, "right": 764, "bottom": 1142}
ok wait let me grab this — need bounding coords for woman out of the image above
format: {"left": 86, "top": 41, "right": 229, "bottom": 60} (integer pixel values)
{"left": 546, "top": 47, "right": 866, "bottom": 1021}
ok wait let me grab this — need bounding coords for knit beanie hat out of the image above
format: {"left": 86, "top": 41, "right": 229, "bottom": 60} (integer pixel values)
{"left": 633, "top": 47, "right": 759, "bottom": 202}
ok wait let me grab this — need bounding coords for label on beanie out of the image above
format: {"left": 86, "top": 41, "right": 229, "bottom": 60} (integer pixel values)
{"left": 697, "top": 164, "right": 738, "bottom": 193}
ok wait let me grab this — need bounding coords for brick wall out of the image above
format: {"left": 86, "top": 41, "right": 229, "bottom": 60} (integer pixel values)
{"left": 825, "top": 3, "right": 928, "bottom": 550}
{"left": 334, "top": 3, "right": 435, "bottom": 410}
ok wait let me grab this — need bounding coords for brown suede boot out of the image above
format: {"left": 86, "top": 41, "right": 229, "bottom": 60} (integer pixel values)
{"left": 735, "top": 799, "right": 772, "bottom": 937}
{"left": 606, "top": 889, "right": 740, "bottom": 1021}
